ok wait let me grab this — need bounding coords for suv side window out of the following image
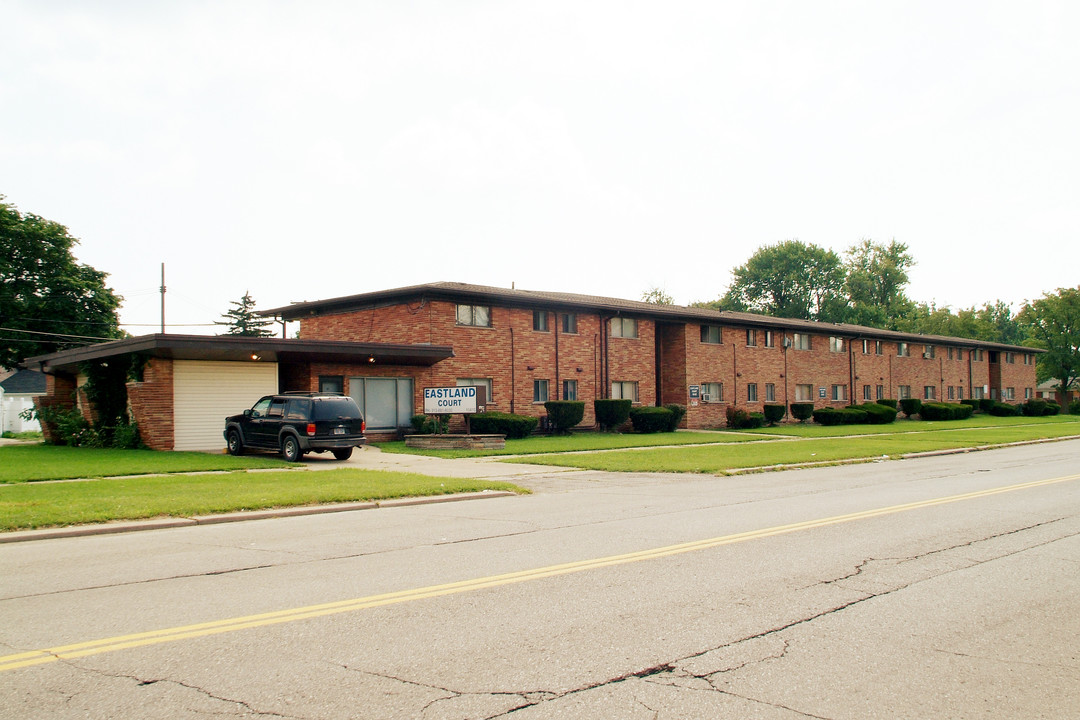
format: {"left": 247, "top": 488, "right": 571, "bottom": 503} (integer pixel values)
{"left": 267, "top": 399, "right": 286, "bottom": 418}
{"left": 251, "top": 398, "right": 272, "bottom": 418}
{"left": 285, "top": 398, "right": 312, "bottom": 420}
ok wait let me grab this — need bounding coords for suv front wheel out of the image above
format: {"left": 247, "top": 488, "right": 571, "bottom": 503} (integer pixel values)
{"left": 281, "top": 435, "right": 304, "bottom": 463}
{"left": 226, "top": 430, "right": 244, "bottom": 456}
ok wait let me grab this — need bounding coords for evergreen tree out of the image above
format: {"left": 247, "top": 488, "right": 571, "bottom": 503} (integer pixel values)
{"left": 216, "top": 291, "right": 274, "bottom": 337}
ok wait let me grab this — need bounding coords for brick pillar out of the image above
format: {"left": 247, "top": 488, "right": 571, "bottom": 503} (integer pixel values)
{"left": 126, "top": 357, "right": 174, "bottom": 450}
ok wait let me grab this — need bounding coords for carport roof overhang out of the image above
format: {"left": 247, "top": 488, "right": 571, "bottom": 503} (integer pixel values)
{"left": 23, "top": 334, "right": 455, "bottom": 375}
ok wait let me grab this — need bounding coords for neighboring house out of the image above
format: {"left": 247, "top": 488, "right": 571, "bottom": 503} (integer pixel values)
{"left": 1036, "top": 379, "right": 1078, "bottom": 406}
{"left": 0, "top": 369, "right": 47, "bottom": 434}
{"left": 26, "top": 282, "right": 1042, "bottom": 451}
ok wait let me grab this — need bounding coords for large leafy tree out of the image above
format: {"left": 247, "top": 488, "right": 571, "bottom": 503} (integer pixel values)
{"left": 721, "top": 240, "right": 846, "bottom": 321}
{"left": 216, "top": 291, "right": 275, "bottom": 337}
{"left": 843, "top": 239, "right": 915, "bottom": 329}
{"left": 641, "top": 286, "right": 674, "bottom": 305}
{"left": 1018, "top": 287, "right": 1080, "bottom": 395}
{"left": 0, "top": 197, "right": 122, "bottom": 367}
{"left": 898, "top": 300, "right": 1028, "bottom": 345}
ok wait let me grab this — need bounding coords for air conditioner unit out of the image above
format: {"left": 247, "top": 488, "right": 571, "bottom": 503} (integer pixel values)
{"left": 701, "top": 394, "right": 712, "bottom": 403}
{"left": 923, "top": 352, "right": 932, "bottom": 359}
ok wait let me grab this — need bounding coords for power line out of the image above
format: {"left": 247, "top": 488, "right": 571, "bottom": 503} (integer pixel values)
{"left": 0, "top": 326, "right": 116, "bottom": 342}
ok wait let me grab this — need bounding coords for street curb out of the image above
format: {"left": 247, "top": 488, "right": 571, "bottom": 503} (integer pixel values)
{"left": 0, "top": 490, "right": 518, "bottom": 544}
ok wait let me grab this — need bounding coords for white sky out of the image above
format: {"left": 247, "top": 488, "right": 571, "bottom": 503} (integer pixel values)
{"left": 2, "top": 1, "right": 1078, "bottom": 337}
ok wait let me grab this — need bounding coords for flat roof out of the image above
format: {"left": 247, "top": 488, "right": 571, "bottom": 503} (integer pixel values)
{"left": 23, "top": 334, "right": 455, "bottom": 375}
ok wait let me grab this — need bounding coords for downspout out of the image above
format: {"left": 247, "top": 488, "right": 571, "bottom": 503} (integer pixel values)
{"left": 601, "top": 314, "right": 609, "bottom": 399}
{"left": 939, "top": 356, "right": 945, "bottom": 401}
{"left": 732, "top": 341, "right": 738, "bottom": 406}
{"left": 849, "top": 338, "right": 857, "bottom": 403}
{"left": 968, "top": 347, "right": 974, "bottom": 399}
{"left": 783, "top": 333, "right": 789, "bottom": 411}
{"left": 554, "top": 311, "right": 560, "bottom": 400}
{"left": 510, "top": 327, "right": 515, "bottom": 414}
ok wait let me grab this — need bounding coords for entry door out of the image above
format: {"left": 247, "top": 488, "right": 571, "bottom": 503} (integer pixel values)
{"left": 349, "top": 377, "right": 414, "bottom": 430}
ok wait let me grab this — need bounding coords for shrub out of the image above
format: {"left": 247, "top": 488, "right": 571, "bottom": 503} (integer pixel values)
{"left": 789, "top": 403, "right": 814, "bottom": 422}
{"left": 960, "top": 399, "right": 979, "bottom": 411}
{"left": 411, "top": 414, "right": 449, "bottom": 434}
{"left": 544, "top": 401, "right": 586, "bottom": 434}
{"left": 629, "top": 406, "right": 674, "bottom": 433}
{"left": 979, "top": 398, "right": 996, "bottom": 412}
{"left": 663, "top": 403, "right": 687, "bottom": 431}
{"left": 1021, "top": 398, "right": 1048, "bottom": 417}
{"left": 726, "top": 406, "right": 765, "bottom": 429}
{"left": 1044, "top": 401, "right": 1061, "bottom": 416}
{"left": 469, "top": 411, "right": 538, "bottom": 439}
{"left": 594, "top": 399, "right": 633, "bottom": 432}
{"left": 813, "top": 407, "right": 867, "bottom": 426}
{"left": 899, "top": 398, "right": 922, "bottom": 418}
{"left": 110, "top": 420, "right": 143, "bottom": 449}
{"left": 920, "top": 402, "right": 973, "bottom": 421}
{"left": 876, "top": 398, "right": 898, "bottom": 409}
{"left": 859, "top": 402, "right": 897, "bottom": 424}
{"left": 1070, "top": 400, "right": 1080, "bottom": 415}
{"left": 988, "top": 402, "right": 1020, "bottom": 417}
{"left": 953, "top": 403, "right": 975, "bottom": 420}
{"left": 763, "top": 404, "right": 787, "bottom": 425}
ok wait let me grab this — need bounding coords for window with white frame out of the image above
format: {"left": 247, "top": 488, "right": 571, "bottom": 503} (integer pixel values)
{"left": 533, "top": 379, "right": 549, "bottom": 403}
{"left": 1025, "top": 387, "right": 1033, "bottom": 399}
{"left": 924, "top": 386, "right": 936, "bottom": 400}
{"left": 972, "top": 386, "right": 985, "bottom": 399}
{"left": 957, "top": 386, "right": 963, "bottom": 400}
{"left": 863, "top": 384, "right": 872, "bottom": 401}
{"left": 1004, "top": 387, "right": 1015, "bottom": 400}
{"left": 1024, "top": 353, "right": 1033, "bottom": 365}
{"left": 562, "top": 379, "right": 577, "bottom": 401}
{"left": 745, "top": 329, "right": 756, "bottom": 347}
{"left": 862, "top": 339, "right": 870, "bottom": 354}
{"left": 875, "top": 340, "right": 883, "bottom": 355}
{"left": 533, "top": 310, "right": 549, "bottom": 332}
{"left": 747, "top": 383, "right": 758, "bottom": 402}
{"left": 972, "top": 349, "right": 984, "bottom": 361}
{"left": 700, "top": 325, "right": 722, "bottom": 344}
{"left": 1004, "top": 352, "right": 1015, "bottom": 364}
{"left": 948, "top": 386, "right": 955, "bottom": 400}
{"left": 897, "top": 342, "right": 909, "bottom": 357}
{"left": 924, "top": 345, "right": 935, "bottom": 359}
{"left": 947, "top": 347, "right": 954, "bottom": 360}
{"left": 795, "top": 384, "right": 813, "bottom": 402}
{"left": 562, "top": 313, "right": 577, "bottom": 334}
{"left": 831, "top": 384, "right": 846, "bottom": 401}
{"left": 829, "top": 336, "right": 844, "bottom": 353}
{"left": 456, "top": 378, "right": 493, "bottom": 403}
{"left": 876, "top": 384, "right": 884, "bottom": 400}
{"left": 611, "top": 381, "right": 639, "bottom": 402}
{"left": 765, "top": 383, "right": 776, "bottom": 402}
{"left": 793, "top": 333, "right": 811, "bottom": 350}
{"left": 611, "top": 317, "right": 638, "bottom": 338}
{"left": 701, "top": 382, "right": 723, "bottom": 403}
{"left": 764, "top": 331, "right": 776, "bottom": 348}
{"left": 456, "top": 304, "right": 491, "bottom": 327}
{"left": 898, "top": 385, "right": 911, "bottom": 399}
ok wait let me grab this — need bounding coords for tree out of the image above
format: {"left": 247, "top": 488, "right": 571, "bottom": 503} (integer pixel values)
{"left": 0, "top": 197, "right": 123, "bottom": 367}
{"left": 1018, "top": 287, "right": 1080, "bottom": 396}
{"left": 898, "top": 299, "right": 1029, "bottom": 345}
{"left": 721, "top": 240, "right": 846, "bottom": 321}
{"left": 216, "top": 291, "right": 275, "bottom": 337}
{"left": 641, "top": 286, "right": 674, "bottom": 305}
{"left": 843, "top": 239, "right": 914, "bottom": 329}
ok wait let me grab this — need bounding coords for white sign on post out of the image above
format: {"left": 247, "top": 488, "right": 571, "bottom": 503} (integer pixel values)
{"left": 423, "top": 386, "right": 483, "bottom": 415}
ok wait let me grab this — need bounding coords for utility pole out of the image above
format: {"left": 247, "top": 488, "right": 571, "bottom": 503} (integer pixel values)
{"left": 160, "top": 263, "right": 166, "bottom": 334}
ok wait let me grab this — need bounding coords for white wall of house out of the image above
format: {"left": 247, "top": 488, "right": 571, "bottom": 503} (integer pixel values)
{"left": 1, "top": 391, "right": 41, "bottom": 434}
{"left": 172, "top": 360, "right": 278, "bottom": 451}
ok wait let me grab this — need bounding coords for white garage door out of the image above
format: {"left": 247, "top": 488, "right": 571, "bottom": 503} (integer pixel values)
{"left": 173, "top": 360, "right": 278, "bottom": 451}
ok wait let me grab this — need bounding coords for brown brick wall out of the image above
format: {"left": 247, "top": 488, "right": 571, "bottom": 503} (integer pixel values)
{"left": 126, "top": 357, "right": 174, "bottom": 450}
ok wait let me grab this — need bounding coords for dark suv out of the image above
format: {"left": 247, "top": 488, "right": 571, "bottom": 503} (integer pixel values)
{"left": 224, "top": 392, "right": 366, "bottom": 462}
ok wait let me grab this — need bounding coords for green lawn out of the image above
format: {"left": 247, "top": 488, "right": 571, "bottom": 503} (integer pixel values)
{"left": 374, "top": 430, "right": 767, "bottom": 458}
{"left": 742, "top": 413, "right": 1080, "bottom": 438}
{"left": 511, "top": 419, "right": 1080, "bottom": 474}
{"left": 0, "top": 445, "right": 292, "bottom": 483}
{"left": 0, "top": 469, "right": 527, "bottom": 531}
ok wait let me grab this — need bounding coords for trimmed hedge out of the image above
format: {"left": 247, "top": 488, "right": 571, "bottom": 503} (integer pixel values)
{"left": 469, "top": 411, "right": 539, "bottom": 439}
{"left": 813, "top": 407, "right": 867, "bottom": 426}
{"left": 763, "top": 404, "right": 787, "bottom": 425}
{"left": 544, "top": 401, "right": 585, "bottom": 433}
{"left": 1044, "top": 401, "right": 1061, "bottom": 416}
{"left": 1071, "top": 400, "right": 1080, "bottom": 415}
{"left": 987, "top": 402, "right": 1021, "bottom": 417}
{"left": 663, "top": 403, "right": 687, "bottom": 431}
{"left": 919, "top": 402, "right": 974, "bottom": 421}
{"left": 726, "top": 406, "right": 765, "bottom": 429}
{"left": 876, "top": 398, "right": 898, "bottom": 409}
{"left": 594, "top": 399, "right": 633, "bottom": 432}
{"left": 789, "top": 403, "right": 815, "bottom": 422}
{"left": 899, "top": 398, "right": 922, "bottom": 418}
{"left": 1021, "top": 398, "right": 1047, "bottom": 417}
{"left": 859, "top": 402, "right": 897, "bottom": 424}
{"left": 629, "top": 406, "right": 674, "bottom": 433}
{"left": 979, "top": 398, "right": 996, "bottom": 412}
{"left": 960, "top": 399, "right": 979, "bottom": 411}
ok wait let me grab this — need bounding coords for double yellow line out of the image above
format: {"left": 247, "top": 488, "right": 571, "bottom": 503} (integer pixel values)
{"left": 3, "top": 473, "right": 1076, "bottom": 673}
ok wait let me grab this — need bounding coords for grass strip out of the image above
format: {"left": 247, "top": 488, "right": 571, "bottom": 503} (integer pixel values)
{"left": 513, "top": 423, "right": 1080, "bottom": 474}
{"left": 742, "top": 415, "right": 1080, "bottom": 438}
{"left": 374, "top": 431, "right": 765, "bottom": 458}
{"left": 0, "top": 469, "right": 527, "bottom": 531}
{"left": 0, "top": 445, "right": 292, "bottom": 484}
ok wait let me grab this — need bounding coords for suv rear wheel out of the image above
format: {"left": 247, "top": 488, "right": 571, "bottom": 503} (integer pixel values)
{"left": 332, "top": 447, "right": 353, "bottom": 461}
{"left": 281, "top": 435, "right": 303, "bottom": 463}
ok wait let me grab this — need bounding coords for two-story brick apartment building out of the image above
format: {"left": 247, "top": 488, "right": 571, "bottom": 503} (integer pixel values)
{"left": 263, "top": 282, "right": 1040, "bottom": 433}
{"left": 26, "top": 282, "right": 1040, "bottom": 449}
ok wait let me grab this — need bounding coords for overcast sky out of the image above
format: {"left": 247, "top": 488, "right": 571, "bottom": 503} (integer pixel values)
{"left": 3, "top": 1, "right": 1077, "bottom": 337}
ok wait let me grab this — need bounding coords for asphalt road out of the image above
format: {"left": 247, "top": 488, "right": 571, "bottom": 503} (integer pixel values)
{"left": 2, "top": 440, "right": 1079, "bottom": 719}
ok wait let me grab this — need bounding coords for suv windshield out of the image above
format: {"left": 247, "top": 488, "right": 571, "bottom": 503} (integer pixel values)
{"left": 312, "top": 397, "right": 363, "bottom": 421}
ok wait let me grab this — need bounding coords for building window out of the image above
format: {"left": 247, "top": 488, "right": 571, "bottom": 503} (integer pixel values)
{"left": 319, "top": 375, "right": 344, "bottom": 394}
{"left": 746, "top": 329, "right": 757, "bottom": 347}
{"left": 533, "top": 310, "right": 549, "bottom": 332}
{"left": 956, "top": 349, "right": 964, "bottom": 361}
{"left": 1024, "top": 353, "right": 1033, "bottom": 365}
{"left": 562, "top": 379, "right": 578, "bottom": 401}
{"left": 562, "top": 313, "right": 577, "bottom": 334}
{"left": 831, "top": 384, "right": 846, "bottom": 401}
{"left": 876, "top": 384, "right": 884, "bottom": 400}
{"left": 863, "top": 384, "right": 872, "bottom": 401}
{"left": 972, "top": 349, "right": 984, "bottom": 361}
{"left": 747, "top": 383, "right": 758, "bottom": 402}
{"left": 1025, "top": 387, "right": 1033, "bottom": 399}
{"left": 611, "top": 317, "right": 638, "bottom": 338}
{"left": 875, "top": 341, "right": 883, "bottom": 355}
{"left": 764, "top": 331, "right": 776, "bottom": 348}
{"left": 795, "top": 384, "right": 813, "bottom": 402}
{"left": 924, "top": 345, "right": 935, "bottom": 359}
{"left": 533, "top": 379, "right": 549, "bottom": 403}
{"left": 457, "top": 378, "right": 493, "bottom": 403}
{"left": 701, "top": 382, "right": 723, "bottom": 403}
{"left": 897, "top": 342, "right": 909, "bottom": 357}
{"left": 924, "top": 386, "right": 936, "bottom": 400}
{"left": 456, "top": 304, "right": 491, "bottom": 327}
{"left": 948, "top": 386, "right": 955, "bottom": 400}
{"left": 898, "top": 385, "right": 911, "bottom": 399}
{"left": 947, "top": 347, "right": 954, "bottom": 360}
{"left": 829, "top": 337, "right": 844, "bottom": 353}
{"left": 862, "top": 339, "right": 870, "bottom": 354}
{"left": 972, "top": 386, "right": 985, "bottom": 399}
{"left": 765, "top": 383, "right": 776, "bottom": 402}
{"left": 700, "top": 325, "right": 722, "bottom": 344}
{"left": 1004, "top": 387, "right": 1015, "bottom": 400}
{"left": 611, "top": 381, "right": 639, "bottom": 402}
{"left": 1004, "top": 352, "right": 1016, "bottom": 364}
{"left": 793, "top": 333, "right": 811, "bottom": 350}
{"left": 957, "top": 386, "right": 964, "bottom": 400}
